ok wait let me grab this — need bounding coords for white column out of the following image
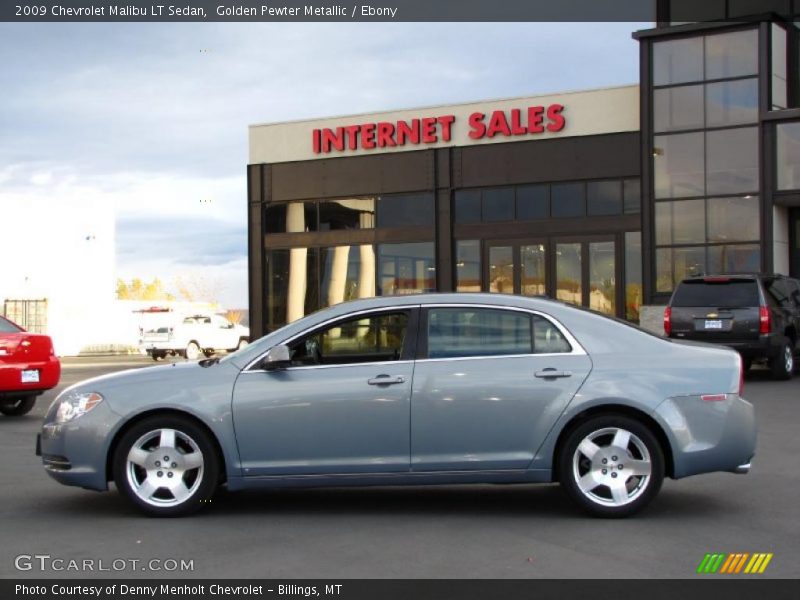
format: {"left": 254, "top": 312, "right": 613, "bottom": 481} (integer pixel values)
{"left": 286, "top": 204, "right": 308, "bottom": 323}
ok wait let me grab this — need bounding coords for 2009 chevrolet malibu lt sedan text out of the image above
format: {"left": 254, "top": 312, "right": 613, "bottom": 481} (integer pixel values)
{"left": 37, "top": 294, "right": 756, "bottom": 518}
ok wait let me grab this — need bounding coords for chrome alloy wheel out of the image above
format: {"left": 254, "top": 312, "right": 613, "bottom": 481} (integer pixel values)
{"left": 784, "top": 345, "right": 794, "bottom": 374}
{"left": 572, "top": 427, "right": 652, "bottom": 507}
{"left": 126, "top": 428, "right": 204, "bottom": 507}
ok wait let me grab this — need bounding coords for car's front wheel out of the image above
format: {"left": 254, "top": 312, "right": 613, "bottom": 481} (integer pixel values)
{"left": 184, "top": 342, "right": 201, "bottom": 361}
{"left": 112, "top": 415, "right": 219, "bottom": 517}
{"left": 559, "top": 415, "right": 664, "bottom": 518}
{"left": 0, "top": 396, "right": 36, "bottom": 416}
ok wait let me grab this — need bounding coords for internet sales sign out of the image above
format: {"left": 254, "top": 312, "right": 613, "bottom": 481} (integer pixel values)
{"left": 312, "top": 104, "right": 566, "bottom": 154}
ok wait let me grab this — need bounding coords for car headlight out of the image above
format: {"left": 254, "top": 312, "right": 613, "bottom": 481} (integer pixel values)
{"left": 55, "top": 392, "right": 104, "bottom": 423}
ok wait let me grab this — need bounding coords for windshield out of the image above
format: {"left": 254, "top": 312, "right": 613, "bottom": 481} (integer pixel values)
{"left": 672, "top": 280, "right": 759, "bottom": 308}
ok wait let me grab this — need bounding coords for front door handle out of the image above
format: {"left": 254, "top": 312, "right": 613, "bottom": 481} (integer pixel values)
{"left": 368, "top": 375, "right": 405, "bottom": 386}
{"left": 534, "top": 369, "right": 572, "bottom": 379}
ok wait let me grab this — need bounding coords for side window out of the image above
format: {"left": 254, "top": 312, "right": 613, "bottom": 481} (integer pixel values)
{"left": 765, "top": 279, "right": 792, "bottom": 309}
{"left": 532, "top": 314, "right": 572, "bottom": 354}
{"left": 427, "top": 308, "right": 532, "bottom": 359}
{"left": 288, "top": 312, "right": 409, "bottom": 366}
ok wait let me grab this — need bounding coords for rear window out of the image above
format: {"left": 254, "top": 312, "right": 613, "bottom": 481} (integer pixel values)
{"left": 671, "top": 279, "right": 760, "bottom": 308}
{"left": 0, "top": 317, "right": 23, "bottom": 333}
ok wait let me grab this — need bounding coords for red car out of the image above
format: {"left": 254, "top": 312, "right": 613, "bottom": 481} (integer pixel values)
{"left": 0, "top": 315, "right": 61, "bottom": 416}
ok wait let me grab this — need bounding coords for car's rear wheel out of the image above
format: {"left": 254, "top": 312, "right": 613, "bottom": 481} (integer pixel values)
{"left": 559, "top": 415, "right": 664, "bottom": 518}
{"left": 769, "top": 338, "right": 794, "bottom": 380}
{"left": 0, "top": 396, "right": 36, "bottom": 416}
{"left": 151, "top": 351, "right": 166, "bottom": 362}
{"left": 112, "top": 415, "right": 219, "bottom": 517}
{"left": 184, "top": 342, "right": 201, "bottom": 361}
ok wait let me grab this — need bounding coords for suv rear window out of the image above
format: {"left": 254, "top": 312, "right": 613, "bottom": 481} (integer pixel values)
{"left": 671, "top": 279, "right": 760, "bottom": 308}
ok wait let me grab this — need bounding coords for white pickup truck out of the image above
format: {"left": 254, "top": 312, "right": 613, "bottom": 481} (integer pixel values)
{"left": 140, "top": 314, "right": 250, "bottom": 361}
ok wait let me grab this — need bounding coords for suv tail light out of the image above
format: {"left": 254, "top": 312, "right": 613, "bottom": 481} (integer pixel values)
{"left": 759, "top": 306, "right": 770, "bottom": 334}
{"left": 663, "top": 306, "right": 672, "bottom": 336}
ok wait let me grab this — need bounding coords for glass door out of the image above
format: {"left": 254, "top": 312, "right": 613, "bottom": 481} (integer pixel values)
{"left": 485, "top": 240, "right": 547, "bottom": 296}
{"left": 552, "top": 237, "right": 618, "bottom": 316}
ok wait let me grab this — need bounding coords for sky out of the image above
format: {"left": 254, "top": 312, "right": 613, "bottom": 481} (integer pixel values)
{"left": 0, "top": 21, "right": 647, "bottom": 308}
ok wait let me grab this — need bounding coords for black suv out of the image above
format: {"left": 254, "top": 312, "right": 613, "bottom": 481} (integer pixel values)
{"left": 665, "top": 274, "right": 800, "bottom": 380}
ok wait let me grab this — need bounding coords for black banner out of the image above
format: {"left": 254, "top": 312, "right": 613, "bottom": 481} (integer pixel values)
{"left": 4, "top": 580, "right": 800, "bottom": 600}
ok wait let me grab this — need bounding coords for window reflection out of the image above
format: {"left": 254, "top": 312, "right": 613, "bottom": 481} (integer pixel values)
{"left": 705, "top": 29, "right": 758, "bottom": 80}
{"left": 377, "top": 194, "right": 434, "bottom": 228}
{"left": 624, "top": 232, "right": 642, "bottom": 323}
{"left": 455, "top": 240, "right": 481, "bottom": 292}
{"left": 777, "top": 122, "right": 800, "bottom": 191}
{"left": 706, "top": 79, "right": 758, "bottom": 127}
{"left": 589, "top": 241, "right": 615, "bottom": 315}
{"left": 377, "top": 242, "right": 436, "bottom": 295}
{"left": 707, "top": 196, "right": 760, "bottom": 243}
{"left": 489, "top": 246, "right": 514, "bottom": 294}
{"left": 319, "top": 198, "right": 375, "bottom": 230}
{"left": 556, "top": 243, "right": 582, "bottom": 305}
{"left": 264, "top": 202, "right": 317, "bottom": 234}
{"left": 708, "top": 244, "right": 761, "bottom": 274}
{"left": 706, "top": 127, "right": 759, "bottom": 195}
{"left": 320, "top": 245, "right": 375, "bottom": 308}
{"left": 521, "top": 244, "right": 546, "bottom": 296}
{"left": 654, "top": 133, "right": 705, "bottom": 198}
{"left": 265, "top": 248, "right": 319, "bottom": 331}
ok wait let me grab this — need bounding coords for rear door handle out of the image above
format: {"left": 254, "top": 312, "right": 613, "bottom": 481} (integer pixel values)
{"left": 368, "top": 375, "right": 405, "bottom": 385}
{"left": 535, "top": 369, "right": 572, "bottom": 379}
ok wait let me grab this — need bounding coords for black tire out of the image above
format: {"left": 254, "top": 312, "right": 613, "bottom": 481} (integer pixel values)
{"left": 112, "top": 415, "right": 219, "bottom": 517}
{"left": 185, "top": 341, "right": 201, "bottom": 361}
{"left": 769, "top": 338, "right": 794, "bottom": 380}
{"left": 151, "top": 351, "right": 166, "bottom": 362}
{"left": 0, "top": 396, "right": 36, "bottom": 416}
{"left": 558, "top": 415, "right": 664, "bottom": 518}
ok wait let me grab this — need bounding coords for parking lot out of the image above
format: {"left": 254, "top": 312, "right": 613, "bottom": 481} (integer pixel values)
{"left": 1, "top": 356, "right": 798, "bottom": 579}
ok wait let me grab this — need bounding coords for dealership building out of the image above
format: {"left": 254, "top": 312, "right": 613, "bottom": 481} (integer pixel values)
{"left": 247, "top": 5, "right": 800, "bottom": 336}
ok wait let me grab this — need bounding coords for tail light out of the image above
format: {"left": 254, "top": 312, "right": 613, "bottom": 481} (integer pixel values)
{"left": 663, "top": 306, "right": 672, "bottom": 336}
{"left": 759, "top": 306, "right": 770, "bottom": 334}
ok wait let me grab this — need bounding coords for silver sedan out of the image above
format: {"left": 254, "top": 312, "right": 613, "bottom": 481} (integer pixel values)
{"left": 37, "top": 293, "right": 756, "bottom": 518}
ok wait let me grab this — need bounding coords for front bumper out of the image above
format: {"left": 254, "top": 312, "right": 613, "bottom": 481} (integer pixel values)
{"left": 654, "top": 393, "right": 756, "bottom": 479}
{"left": 38, "top": 401, "right": 120, "bottom": 491}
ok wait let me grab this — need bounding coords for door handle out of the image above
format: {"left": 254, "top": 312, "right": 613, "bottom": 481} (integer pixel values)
{"left": 367, "top": 375, "right": 405, "bottom": 385}
{"left": 534, "top": 369, "right": 572, "bottom": 379}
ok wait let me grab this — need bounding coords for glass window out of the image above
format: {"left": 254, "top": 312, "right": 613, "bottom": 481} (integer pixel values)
{"left": 489, "top": 246, "right": 515, "bottom": 294}
{"left": 655, "top": 248, "right": 674, "bottom": 293}
{"left": 624, "top": 232, "right": 643, "bottom": 323}
{"left": 706, "top": 127, "right": 759, "bottom": 195}
{"left": 516, "top": 185, "right": 549, "bottom": 220}
{"left": 705, "top": 29, "right": 759, "bottom": 80}
{"left": 266, "top": 247, "right": 319, "bottom": 330}
{"left": 319, "top": 198, "right": 374, "bottom": 230}
{"left": 623, "top": 179, "right": 641, "bottom": 214}
{"left": 707, "top": 244, "right": 761, "bottom": 274}
{"left": 587, "top": 180, "right": 623, "bottom": 216}
{"left": 655, "top": 246, "right": 706, "bottom": 292}
{"left": 765, "top": 278, "right": 797, "bottom": 308}
{"left": 377, "top": 242, "right": 435, "bottom": 296}
{"left": 320, "top": 245, "right": 375, "bottom": 308}
{"left": 589, "top": 241, "right": 616, "bottom": 315}
{"left": 772, "top": 24, "right": 788, "bottom": 110}
{"left": 706, "top": 78, "right": 759, "bottom": 127}
{"left": 551, "top": 182, "right": 585, "bottom": 217}
{"left": 521, "top": 244, "right": 547, "bottom": 296}
{"left": 454, "top": 190, "right": 481, "bottom": 224}
{"left": 265, "top": 202, "right": 317, "bottom": 234}
{"left": 671, "top": 278, "right": 760, "bottom": 307}
{"left": 556, "top": 243, "right": 582, "bottom": 305}
{"left": 377, "top": 193, "right": 434, "bottom": 228}
{"left": 482, "top": 188, "right": 515, "bottom": 222}
{"left": 654, "top": 132, "right": 705, "bottom": 198}
{"left": 653, "top": 37, "right": 704, "bottom": 85}
{"left": 532, "top": 315, "right": 571, "bottom": 354}
{"left": 455, "top": 240, "right": 481, "bottom": 292}
{"left": 777, "top": 122, "right": 800, "bottom": 191}
{"left": 707, "top": 196, "right": 760, "bottom": 243}
{"left": 427, "top": 308, "right": 532, "bottom": 359}
{"left": 654, "top": 85, "right": 704, "bottom": 132}
{"left": 289, "top": 312, "right": 409, "bottom": 366}
{"left": 655, "top": 199, "right": 706, "bottom": 245}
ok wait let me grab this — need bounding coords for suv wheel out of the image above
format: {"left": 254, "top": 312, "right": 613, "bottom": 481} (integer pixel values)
{"left": 769, "top": 338, "right": 794, "bottom": 380}
{"left": 112, "top": 415, "right": 219, "bottom": 517}
{"left": 559, "top": 415, "right": 664, "bottom": 518}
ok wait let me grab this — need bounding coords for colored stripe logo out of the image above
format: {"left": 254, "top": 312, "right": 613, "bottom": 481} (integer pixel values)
{"left": 696, "top": 553, "right": 773, "bottom": 574}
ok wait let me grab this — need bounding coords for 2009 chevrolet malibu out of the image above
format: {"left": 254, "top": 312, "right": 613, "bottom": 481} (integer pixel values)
{"left": 38, "top": 294, "right": 756, "bottom": 517}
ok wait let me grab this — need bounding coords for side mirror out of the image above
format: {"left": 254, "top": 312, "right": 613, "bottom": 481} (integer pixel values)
{"left": 262, "top": 344, "right": 291, "bottom": 370}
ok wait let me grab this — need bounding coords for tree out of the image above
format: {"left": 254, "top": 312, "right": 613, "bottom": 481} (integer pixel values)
{"left": 116, "top": 277, "right": 175, "bottom": 301}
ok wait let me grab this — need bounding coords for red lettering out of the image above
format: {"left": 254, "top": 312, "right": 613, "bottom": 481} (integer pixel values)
{"left": 361, "top": 123, "right": 376, "bottom": 149}
{"left": 510, "top": 109, "right": 527, "bottom": 135}
{"left": 468, "top": 112, "right": 486, "bottom": 139}
{"left": 376, "top": 122, "right": 396, "bottom": 147}
{"left": 486, "top": 110, "right": 512, "bottom": 138}
{"left": 312, "top": 129, "right": 321, "bottom": 153}
{"left": 396, "top": 119, "right": 420, "bottom": 145}
{"left": 527, "top": 106, "right": 545, "bottom": 133}
{"left": 344, "top": 125, "right": 360, "bottom": 150}
{"left": 421, "top": 117, "right": 437, "bottom": 143}
{"left": 437, "top": 115, "right": 455, "bottom": 141}
{"left": 547, "top": 104, "right": 566, "bottom": 132}
{"left": 321, "top": 127, "right": 345, "bottom": 153}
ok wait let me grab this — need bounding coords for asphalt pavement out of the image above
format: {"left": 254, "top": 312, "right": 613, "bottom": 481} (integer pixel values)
{"left": 1, "top": 355, "right": 798, "bottom": 579}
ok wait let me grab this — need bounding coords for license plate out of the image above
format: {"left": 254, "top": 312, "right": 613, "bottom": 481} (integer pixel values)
{"left": 704, "top": 320, "right": 723, "bottom": 330}
{"left": 21, "top": 370, "right": 40, "bottom": 383}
